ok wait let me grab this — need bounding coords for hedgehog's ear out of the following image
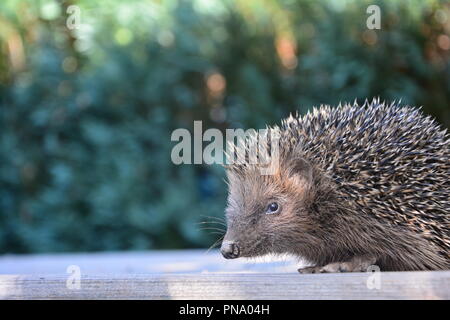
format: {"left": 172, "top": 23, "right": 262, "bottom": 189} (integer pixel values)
{"left": 286, "top": 158, "right": 313, "bottom": 189}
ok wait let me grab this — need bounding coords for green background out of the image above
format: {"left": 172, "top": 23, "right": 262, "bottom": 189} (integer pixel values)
{"left": 0, "top": 0, "right": 449, "bottom": 253}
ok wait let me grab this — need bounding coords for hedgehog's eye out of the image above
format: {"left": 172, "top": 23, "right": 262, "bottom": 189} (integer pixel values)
{"left": 266, "top": 202, "right": 280, "bottom": 215}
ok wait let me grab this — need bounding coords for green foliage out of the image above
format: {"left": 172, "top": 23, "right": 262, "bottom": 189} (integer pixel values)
{"left": 0, "top": 0, "right": 449, "bottom": 253}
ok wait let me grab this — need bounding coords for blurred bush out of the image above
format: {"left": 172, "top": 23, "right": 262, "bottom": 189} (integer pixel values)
{"left": 0, "top": 0, "right": 449, "bottom": 253}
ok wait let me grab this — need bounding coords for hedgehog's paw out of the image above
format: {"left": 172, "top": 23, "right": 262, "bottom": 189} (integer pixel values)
{"left": 345, "top": 255, "right": 378, "bottom": 272}
{"left": 318, "top": 262, "right": 352, "bottom": 273}
{"left": 320, "top": 256, "right": 378, "bottom": 273}
{"left": 297, "top": 266, "right": 321, "bottom": 274}
{"left": 298, "top": 256, "right": 377, "bottom": 274}
{"left": 298, "top": 263, "right": 359, "bottom": 274}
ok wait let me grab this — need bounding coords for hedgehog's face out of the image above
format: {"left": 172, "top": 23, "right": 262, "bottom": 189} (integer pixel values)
{"left": 221, "top": 158, "right": 315, "bottom": 259}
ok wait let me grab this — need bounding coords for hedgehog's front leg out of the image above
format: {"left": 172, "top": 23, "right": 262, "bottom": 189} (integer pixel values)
{"left": 298, "top": 255, "right": 377, "bottom": 274}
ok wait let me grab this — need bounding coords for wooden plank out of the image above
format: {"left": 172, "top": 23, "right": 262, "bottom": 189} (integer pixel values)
{"left": 0, "top": 271, "right": 449, "bottom": 300}
{"left": 0, "top": 251, "right": 448, "bottom": 299}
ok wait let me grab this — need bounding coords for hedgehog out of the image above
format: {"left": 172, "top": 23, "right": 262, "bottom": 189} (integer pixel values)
{"left": 220, "top": 99, "right": 450, "bottom": 272}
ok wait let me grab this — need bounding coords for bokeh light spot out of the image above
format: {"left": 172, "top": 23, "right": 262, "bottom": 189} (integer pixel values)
{"left": 362, "top": 30, "right": 378, "bottom": 46}
{"left": 157, "top": 30, "right": 175, "bottom": 47}
{"left": 115, "top": 28, "right": 134, "bottom": 46}
{"left": 62, "top": 57, "right": 78, "bottom": 73}
{"left": 40, "top": 0, "right": 61, "bottom": 20}
{"left": 276, "top": 36, "right": 298, "bottom": 70}
{"left": 437, "top": 34, "right": 450, "bottom": 51}
{"left": 206, "top": 72, "right": 226, "bottom": 97}
{"left": 434, "top": 9, "right": 448, "bottom": 24}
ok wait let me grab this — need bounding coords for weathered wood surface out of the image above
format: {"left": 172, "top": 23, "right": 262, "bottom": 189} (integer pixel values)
{"left": 0, "top": 250, "right": 449, "bottom": 299}
{"left": 0, "top": 272, "right": 449, "bottom": 300}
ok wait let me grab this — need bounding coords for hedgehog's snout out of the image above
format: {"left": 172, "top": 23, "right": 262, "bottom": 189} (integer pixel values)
{"left": 220, "top": 240, "right": 240, "bottom": 259}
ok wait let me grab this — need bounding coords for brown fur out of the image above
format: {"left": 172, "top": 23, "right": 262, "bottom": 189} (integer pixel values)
{"left": 223, "top": 99, "right": 450, "bottom": 272}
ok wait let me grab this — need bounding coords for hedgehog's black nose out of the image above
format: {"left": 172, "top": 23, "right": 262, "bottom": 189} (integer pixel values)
{"left": 220, "top": 241, "right": 240, "bottom": 259}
